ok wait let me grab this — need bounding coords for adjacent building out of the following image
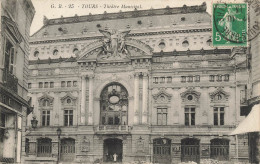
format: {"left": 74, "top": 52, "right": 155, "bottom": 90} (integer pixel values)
{"left": 246, "top": 0, "right": 260, "bottom": 163}
{"left": 25, "top": 3, "right": 250, "bottom": 163}
{"left": 0, "top": 0, "right": 35, "bottom": 163}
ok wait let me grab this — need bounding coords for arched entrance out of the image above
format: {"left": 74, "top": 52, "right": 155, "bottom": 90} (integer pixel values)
{"left": 100, "top": 83, "right": 128, "bottom": 125}
{"left": 103, "top": 138, "right": 123, "bottom": 162}
{"left": 181, "top": 138, "right": 200, "bottom": 163}
{"left": 153, "top": 138, "right": 171, "bottom": 163}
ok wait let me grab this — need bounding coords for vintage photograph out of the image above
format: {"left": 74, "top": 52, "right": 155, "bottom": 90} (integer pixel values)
{"left": 0, "top": 0, "right": 259, "bottom": 163}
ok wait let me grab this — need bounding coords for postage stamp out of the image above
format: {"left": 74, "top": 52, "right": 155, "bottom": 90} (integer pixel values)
{"left": 213, "top": 3, "right": 248, "bottom": 47}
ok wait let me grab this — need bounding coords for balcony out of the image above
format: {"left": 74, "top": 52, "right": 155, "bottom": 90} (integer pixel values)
{"left": 95, "top": 125, "right": 131, "bottom": 134}
{"left": 2, "top": 69, "right": 18, "bottom": 93}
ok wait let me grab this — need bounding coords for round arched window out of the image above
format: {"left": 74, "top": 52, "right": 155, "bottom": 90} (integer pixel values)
{"left": 182, "top": 40, "right": 189, "bottom": 47}
{"left": 34, "top": 51, "right": 39, "bottom": 57}
{"left": 73, "top": 48, "right": 78, "bottom": 54}
{"left": 207, "top": 39, "right": 212, "bottom": 46}
{"left": 43, "top": 100, "right": 50, "bottom": 107}
{"left": 100, "top": 83, "right": 128, "bottom": 125}
{"left": 158, "top": 42, "right": 166, "bottom": 49}
{"left": 67, "top": 99, "right": 71, "bottom": 104}
{"left": 217, "top": 94, "right": 222, "bottom": 100}
{"left": 187, "top": 95, "right": 193, "bottom": 101}
{"left": 53, "top": 49, "right": 59, "bottom": 55}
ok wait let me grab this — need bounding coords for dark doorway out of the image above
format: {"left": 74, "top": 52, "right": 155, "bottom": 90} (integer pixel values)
{"left": 104, "top": 138, "right": 123, "bottom": 162}
{"left": 181, "top": 138, "right": 200, "bottom": 163}
{"left": 210, "top": 138, "right": 229, "bottom": 161}
{"left": 153, "top": 138, "right": 171, "bottom": 163}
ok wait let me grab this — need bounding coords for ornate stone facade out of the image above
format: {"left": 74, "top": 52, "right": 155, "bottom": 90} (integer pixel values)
{"left": 25, "top": 3, "right": 250, "bottom": 163}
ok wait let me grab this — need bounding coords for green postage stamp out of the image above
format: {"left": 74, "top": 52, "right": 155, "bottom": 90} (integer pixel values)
{"left": 213, "top": 3, "right": 248, "bottom": 47}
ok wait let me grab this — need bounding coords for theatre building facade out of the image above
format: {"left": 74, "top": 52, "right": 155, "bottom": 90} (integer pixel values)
{"left": 24, "top": 3, "right": 250, "bottom": 163}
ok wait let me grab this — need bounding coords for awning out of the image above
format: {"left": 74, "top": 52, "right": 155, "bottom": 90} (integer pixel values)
{"left": 230, "top": 104, "right": 260, "bottom": 135}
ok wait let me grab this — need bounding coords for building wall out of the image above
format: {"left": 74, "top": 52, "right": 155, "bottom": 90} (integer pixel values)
{"left": 25, "top": 4, "right": 249, "bottom": 163}
{"left": 0, "top": 0, "right": 35, "bottom": 163}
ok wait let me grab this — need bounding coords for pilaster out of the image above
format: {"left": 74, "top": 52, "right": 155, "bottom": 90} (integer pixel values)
{"left": 142, "top": 72, "right": 149, "bottom": 124}
{"left": 134, "top": 72, "right": 140, "bottom": 125}
{"left": 88, "top": 74, "right": 94, "bottom": 125}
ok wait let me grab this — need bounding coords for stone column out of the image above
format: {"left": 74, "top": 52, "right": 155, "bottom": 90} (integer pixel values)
{"left": 134, "top": 72, "right": 140, "bottom": 125}
{"left": 88, "top": 75, "right": 94, "bottom": 125}
{"left": 80, "top": 75, "right": 87, "bottom": 125}
{"left": 142, "top": 72, "right": 148, "bottom": 124}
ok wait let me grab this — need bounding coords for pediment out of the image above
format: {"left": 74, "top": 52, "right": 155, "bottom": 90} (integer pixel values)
{"left": 77, "top": 30, "right": 153, "bottom": 63}
{"left": 209, "top": 88, "right": 229, "bottom": 102}
{"left": 180, "top": 88, "right": 201, "bottom": 102}
{"left": 60, "top": 93, "right": 77, "bottom": 106}
{"left": 2, "top": 16, "right": 23, "bottom": 43}
{"left": 38, "top": 93, "right": 54, "bottom": 106}
{"left": 153, "top": 89, "right": 172, "bottom": 103}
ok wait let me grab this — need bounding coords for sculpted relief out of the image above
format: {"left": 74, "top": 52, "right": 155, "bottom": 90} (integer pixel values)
{"left": 99, "top": 29, "right": 130, "bottom": 60}
{"left": 77, "top": 29, "right": 153, "bottom": 63}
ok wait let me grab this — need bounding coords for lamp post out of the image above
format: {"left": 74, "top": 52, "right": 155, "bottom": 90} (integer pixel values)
{"left": 56, "top": 128, "right": 62, "bottom": 164}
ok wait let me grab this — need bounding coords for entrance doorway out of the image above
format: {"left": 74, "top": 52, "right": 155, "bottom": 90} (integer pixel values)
{"left": 153, "top": 138, "right": 171, "bottom": 163}
{"left": 60, "top": 138, "right": 75, "bottom": 162}
{"left": 181, "top": 138, "right": 200, "bottom": 163}
{"left": 104, "top": 138, "right": 123, "bottom": 162}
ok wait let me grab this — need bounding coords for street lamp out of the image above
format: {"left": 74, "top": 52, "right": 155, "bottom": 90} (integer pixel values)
{"left": 56, "top": 128, "right": 62, "bottom": 164}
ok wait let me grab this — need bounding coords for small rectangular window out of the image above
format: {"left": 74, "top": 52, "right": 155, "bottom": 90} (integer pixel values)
{"left": 50, "top": 82, "right": 54, "bottom": 88}
{"left": 154, "top": 77, "right": 158, "bottom": 84}
{"left": 0, "top": 113, "right": 6, "bottom": 127}
{"left": 195, "top": 75, "right": 200, "bottom": 82}
{"left": 39, "top": 82, "right": 43, "bottom": 88}
{"left": 188, "top": 76, "right": 193, "bottom": 82}
{"left": 224, "top": 74, "right": 229, "bottom": 81}
{"left": 73, "top": 81, "right": 77, "bottom": 87}
{"left": 28, "top": 83, "right": 32, "bottom": 89}
{"left": 181, "top": 76, "right": 186, "bottom": 83}
{"left": 160, "top": 77, "right": 165, "bottom": 83}
{"left": 44, "top": 82, "right": 49, "bottom": 88}
{"left": 167, "top": 77, "right": 172, "bottom": 83}
{"left": 217, "top": 75, "right": 222, "bottom": 82}
{"left": 209, "top": 75, "right": 215, "bottom": 82}
{"left": 61, "top": 81, "right": 66, "bottom": 87}
{"left": 67, "top": 81, "right": 72, "bottom": 87}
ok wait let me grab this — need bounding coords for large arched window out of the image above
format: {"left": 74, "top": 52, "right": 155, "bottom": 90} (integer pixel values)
{"left": 100, "top": 83, "right": 128, "bottom": 125}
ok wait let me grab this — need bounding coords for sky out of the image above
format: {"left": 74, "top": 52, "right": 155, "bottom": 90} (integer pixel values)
{"left": 29, "top": 0, "right": 244, "bottom": 35}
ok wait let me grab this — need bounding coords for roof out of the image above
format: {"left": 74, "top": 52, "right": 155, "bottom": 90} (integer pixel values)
{"left": 230, "top": 104, "right": 260, "bottom": 135}
{"left": 31, "top": 2, "right": 210, "bottom": 38}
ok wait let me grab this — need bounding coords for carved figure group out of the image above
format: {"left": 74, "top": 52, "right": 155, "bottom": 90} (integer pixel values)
{"left": 99, "top": 29, "right": 130, "bottom": 59}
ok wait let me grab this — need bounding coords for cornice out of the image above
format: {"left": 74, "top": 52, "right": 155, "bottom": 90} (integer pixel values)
{"left": 153, "top": 48, "right": 231, "bottom": 56}
{"left": 28, "top": 49, "right": 232, "bottom": 66}
{"left": 42, "top": 3, "right": 206, "bottom": 26}
{"left": 29, "top": 28, "right": 212, "bottom": 45}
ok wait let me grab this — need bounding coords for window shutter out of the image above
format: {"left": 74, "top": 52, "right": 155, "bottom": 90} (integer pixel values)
{"left": 9, "top": 47, "right": 15, "bottom": 74}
